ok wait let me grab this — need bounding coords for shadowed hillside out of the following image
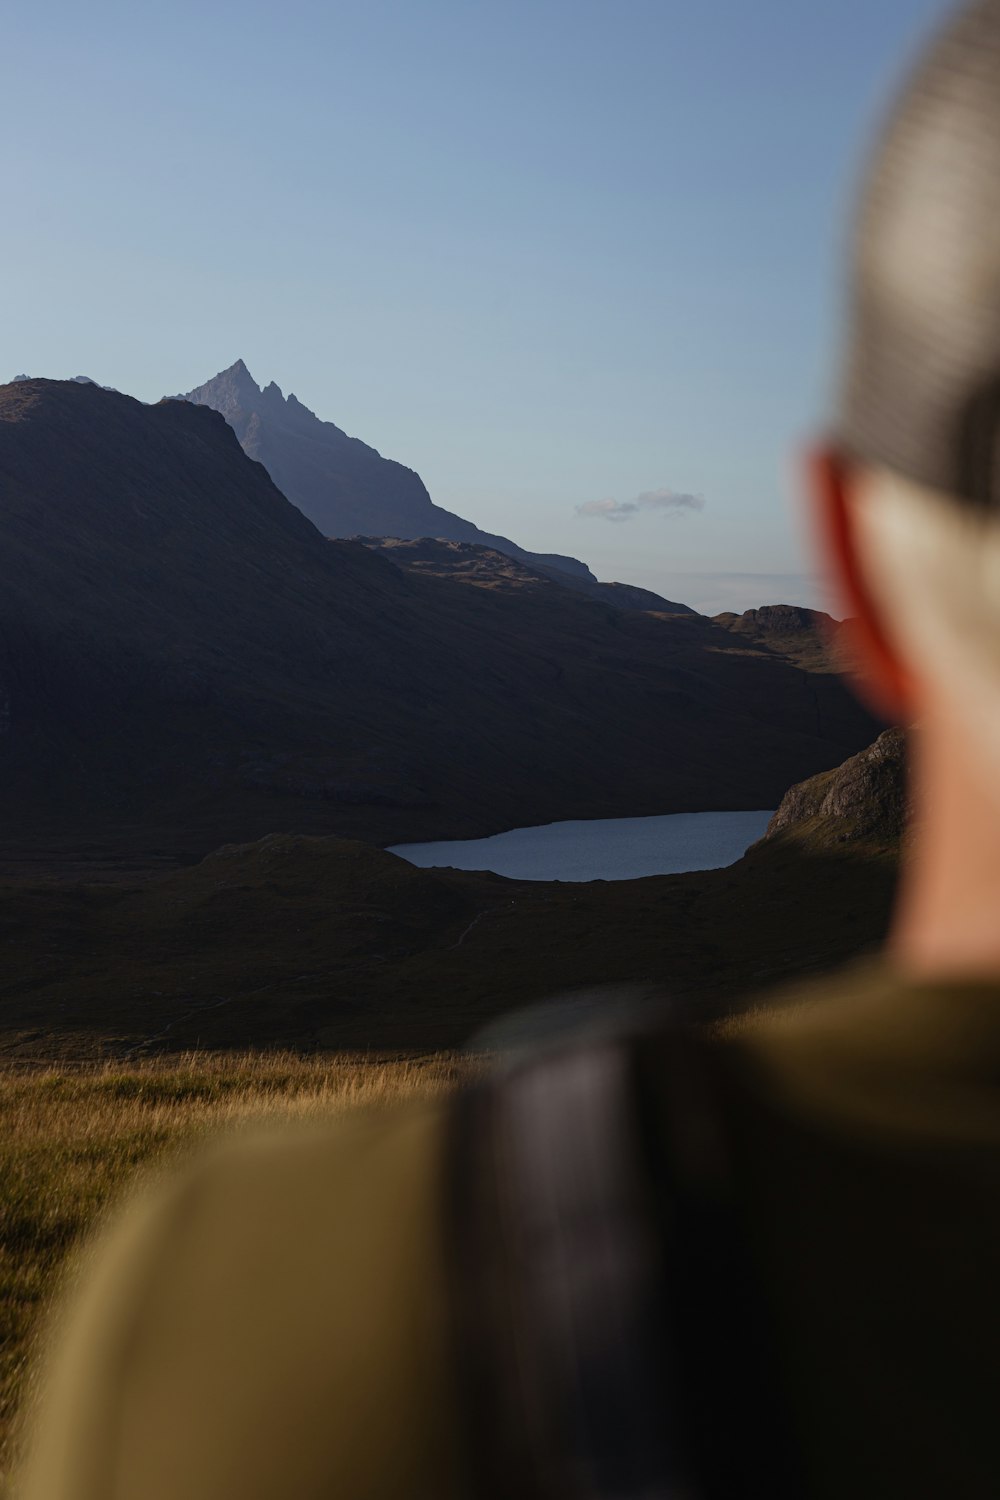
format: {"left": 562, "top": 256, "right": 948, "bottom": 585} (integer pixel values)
{"left": 0, "top": 379, "right": 880, "bottom": 859}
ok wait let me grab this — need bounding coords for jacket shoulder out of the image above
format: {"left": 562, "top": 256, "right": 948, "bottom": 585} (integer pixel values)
{"left": 18, "top": 1102, "right": 463, "bottom": 1500}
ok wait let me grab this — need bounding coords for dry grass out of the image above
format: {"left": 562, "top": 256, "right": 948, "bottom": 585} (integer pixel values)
{"left": 0, "top": 1050, "right": 468, "bottom": 1488}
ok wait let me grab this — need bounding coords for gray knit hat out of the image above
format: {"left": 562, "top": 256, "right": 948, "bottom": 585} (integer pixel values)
{"left": 839, "top": 0, "right": 1000, "bottom": 508}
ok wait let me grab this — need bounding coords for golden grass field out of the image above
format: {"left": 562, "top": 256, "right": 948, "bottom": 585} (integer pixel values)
{"left": 0, "top": 1050, "right": 468, "bottom": 1492}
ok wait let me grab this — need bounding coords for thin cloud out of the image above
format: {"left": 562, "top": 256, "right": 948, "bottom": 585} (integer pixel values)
{"left": 576, "top": 488, "right": 705, "bottom": 523}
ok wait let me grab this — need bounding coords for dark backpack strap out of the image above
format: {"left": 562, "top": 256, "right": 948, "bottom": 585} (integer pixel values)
{"left": 631, "top": 1033, "right": 806, "bottom": 1499}
{"left": 448, "top": 1031, "right": 805, "bottom": 1500}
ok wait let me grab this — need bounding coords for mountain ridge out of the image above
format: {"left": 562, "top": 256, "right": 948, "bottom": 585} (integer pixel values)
{"left": 0, "top": 377, "right": 879, "bottom": 856}
{"left": 358, "top": 536, "right": 695, "bottom": 613}
{"left": 180, "top": 360, "right": 691, "bottom": 608}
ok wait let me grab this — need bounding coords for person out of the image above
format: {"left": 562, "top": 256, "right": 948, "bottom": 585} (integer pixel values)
{"left": 17, "top": 1, "right": 1000, "bottom": 1495}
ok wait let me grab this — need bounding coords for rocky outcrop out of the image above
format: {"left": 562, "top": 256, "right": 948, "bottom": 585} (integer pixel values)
{"left": 765, "top": 728, "right": 906, "bottom": 850}
{"left": 719, "top": 604, "right": 831, "bottom": 635}
{"left": 713, "top": 604, "right": 849, "bottom": 672}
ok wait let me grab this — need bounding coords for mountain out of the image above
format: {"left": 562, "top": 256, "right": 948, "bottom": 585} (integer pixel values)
{"left": 180, "top": 359, "right": 600, "bottom": 583}
{"left": 0, "top": 378, "right": 880, "bottom": 858}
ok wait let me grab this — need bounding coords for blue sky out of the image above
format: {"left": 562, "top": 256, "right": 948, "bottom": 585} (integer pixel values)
{"left": 5, "top": 0, "right": 951, "bottom": 613}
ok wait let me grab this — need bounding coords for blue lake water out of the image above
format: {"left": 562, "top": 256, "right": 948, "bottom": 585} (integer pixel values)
{"left": 388, "top": 809, "right": 775, "bottom": 883}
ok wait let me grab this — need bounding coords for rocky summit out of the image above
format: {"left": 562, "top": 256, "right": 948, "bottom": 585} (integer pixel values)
{"left": 181, "top": 359, "right": 600, "bottom": 584}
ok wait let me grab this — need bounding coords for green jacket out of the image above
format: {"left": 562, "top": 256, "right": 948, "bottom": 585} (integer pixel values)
{"left": 17, "top": 960, "right": 1000, "bottom": 1498}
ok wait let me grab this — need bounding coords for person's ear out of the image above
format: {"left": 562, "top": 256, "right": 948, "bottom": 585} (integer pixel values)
{"left": 806, "top": 444, "right": 917, "bottom": 724}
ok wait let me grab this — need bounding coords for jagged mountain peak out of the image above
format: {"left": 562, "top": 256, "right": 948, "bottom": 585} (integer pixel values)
{"left": 178, "top": 362, "right": 599, "bottom": 585}
{"left": 186, "top": 363, "right": 317, "bottom": 429}
{"left": 181, "top": 359, "right": 267, "bottom": 422}
{"left": 223, "top": 357, "right": 255, "bottom": 383}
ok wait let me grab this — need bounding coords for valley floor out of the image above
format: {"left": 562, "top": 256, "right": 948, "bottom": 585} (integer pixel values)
{"left": 0, "top": 832, "right": 897, "bottom": 1059}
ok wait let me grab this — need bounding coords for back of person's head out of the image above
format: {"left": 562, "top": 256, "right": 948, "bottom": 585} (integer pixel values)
{"left": 816, "top": 0, "right": 1000, "bottom": 796}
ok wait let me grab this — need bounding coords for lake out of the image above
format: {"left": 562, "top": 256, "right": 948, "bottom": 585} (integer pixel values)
{"left": 388, "top": 809, "right": 775, "bottom": 883}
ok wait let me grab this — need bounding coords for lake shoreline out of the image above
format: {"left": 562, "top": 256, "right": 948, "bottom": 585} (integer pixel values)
{"left": 389, "top": 809, "right": 775, "bottom": 883}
